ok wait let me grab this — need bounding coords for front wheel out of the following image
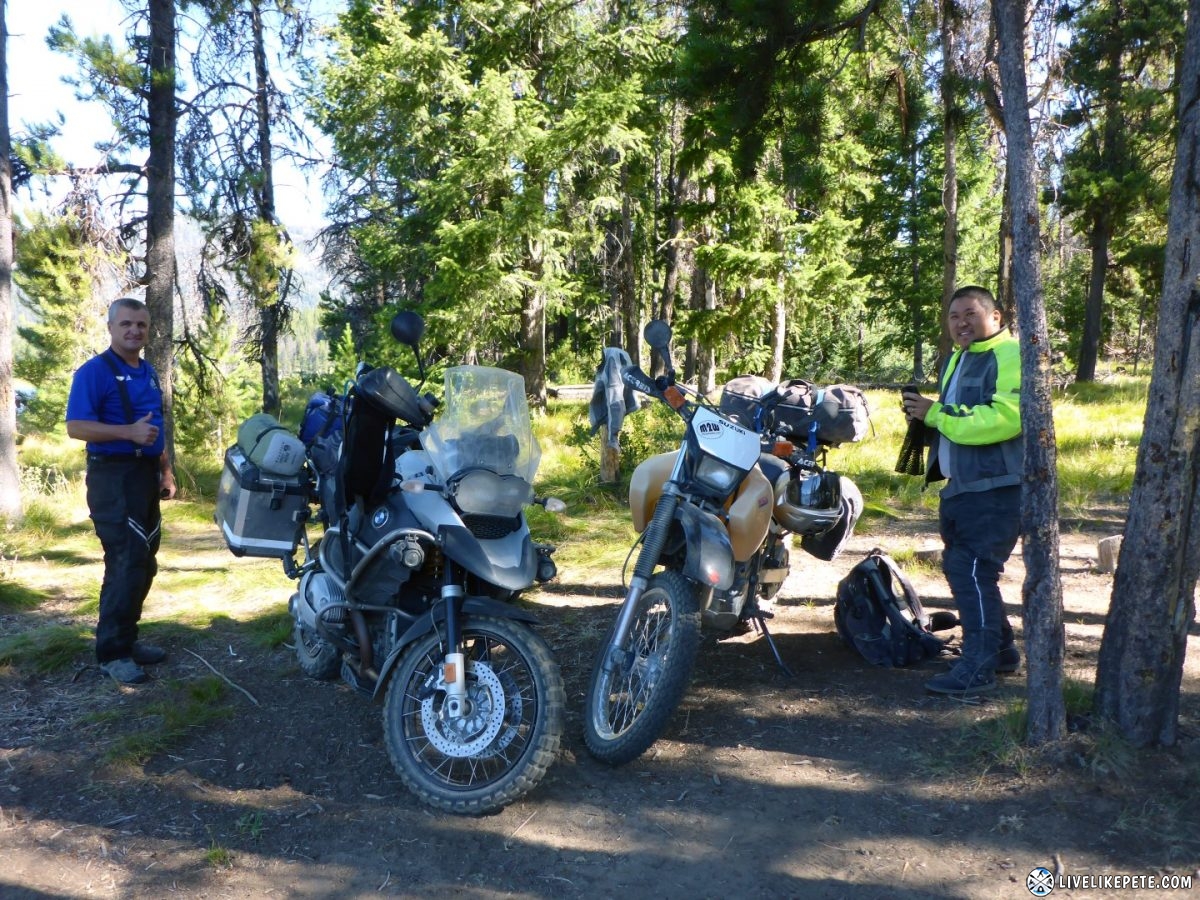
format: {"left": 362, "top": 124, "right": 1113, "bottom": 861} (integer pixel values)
{"left": 583, "top": 569, "right": 702, "bottom": 766}
{"left": 383, "top": 616, "right": 564, "bottom": 815}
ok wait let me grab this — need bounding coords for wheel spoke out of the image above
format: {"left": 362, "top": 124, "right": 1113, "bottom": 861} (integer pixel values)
{"left": 384, "top": 618, "right": 562, "bottom": 808}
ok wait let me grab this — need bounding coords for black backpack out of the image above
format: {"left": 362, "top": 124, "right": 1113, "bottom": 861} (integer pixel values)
{"left": 834, "top": 549, "right": 955, "bottom": 667}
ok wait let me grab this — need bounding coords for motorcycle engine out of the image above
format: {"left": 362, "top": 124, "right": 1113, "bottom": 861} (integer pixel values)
{"left": 303, "top": 571, "right": 348, "bottom": 628}
{"left": 703, "top": 584, "right": 749, "bottom": 630}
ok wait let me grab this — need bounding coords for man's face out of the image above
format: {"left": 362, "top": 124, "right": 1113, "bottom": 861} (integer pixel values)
{"left": 947, "top": 296, "right": 1001, "bottom": 349}
{"left": 109, "top": 307, "right": 150, "bottom": 355}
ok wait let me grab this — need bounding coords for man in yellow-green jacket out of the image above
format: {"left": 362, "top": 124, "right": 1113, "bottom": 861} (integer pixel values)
{"left": 901, "top": 285, "right": 1023, "bottom": 695}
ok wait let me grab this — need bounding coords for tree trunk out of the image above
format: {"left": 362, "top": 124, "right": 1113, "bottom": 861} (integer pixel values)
{"left": 994, "top": 0, "right": 1067, "bottom": 745}
{"left": 0, "top": 4, "right": 22, "bottom": 522}
{"left": 654, "top": 151, "right": 685, "bottom": 379}
{"left": 769, "top": 287, "right": 785, "bottom": 383}
{"left": 996, "top": 195, "right": 1015, "bottom": 325}
{"left": 906, "top": 109, "right": 924, "bottom": 381}
{"left": 939, "top": 0, "right": 960, "bottom": 381}
{"left": 253, "top": 0, "right": 282, "bottom": 416}
{"left": 145, "top": 0, "right": 177, "bottom": 464}
{"left": 619, "top": 169, "right": 639, "bottom": 368}
{"left": 1093, "top": 0, "right": 1200, "bottom": 747}
{"left": 521, "top": 235, "right": 548, "bottom": 407}
{"left": 1075, "top": 215, "right": 1109, "bottom": 382}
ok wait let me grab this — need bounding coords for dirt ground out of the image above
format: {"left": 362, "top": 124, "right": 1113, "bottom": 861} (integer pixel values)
{"left": 2, "top": 512, "right": 1198, "bottom": 900}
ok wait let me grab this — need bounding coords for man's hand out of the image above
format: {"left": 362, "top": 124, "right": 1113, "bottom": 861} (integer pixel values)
{"left": 901, "top": 390, "right": 933, "bottom": 422}
{"left": 129, "top": 412, "right": 160, "bottom": 447}
{"left": 160, "top": 464, "right": 177, "bottom": 501}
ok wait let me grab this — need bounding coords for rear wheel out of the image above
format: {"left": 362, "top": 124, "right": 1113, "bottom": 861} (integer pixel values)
{"left": 583, "top": 569, "right": 702, "bottom": 766}
{"left": 383, "top": 616, "right": 564, "bottom": 814}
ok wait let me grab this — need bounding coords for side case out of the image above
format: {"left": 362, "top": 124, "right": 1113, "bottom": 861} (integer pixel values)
{"left": 215, "top": 445, "right": 308, "bottom": 558}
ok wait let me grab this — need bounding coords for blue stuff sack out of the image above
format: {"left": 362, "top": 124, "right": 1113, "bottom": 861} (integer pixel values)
{"left": 299, "top": 390, "right": 344, "bottom": 446}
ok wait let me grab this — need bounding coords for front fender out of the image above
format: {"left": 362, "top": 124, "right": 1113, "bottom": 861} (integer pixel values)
{"left": 677, "top": 502, "right": 735, "bottom": 591}
{"left": 371, "top": 597, "right": 541, "bottom": 700}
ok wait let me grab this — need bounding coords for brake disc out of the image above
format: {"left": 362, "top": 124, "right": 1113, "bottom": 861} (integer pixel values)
{"left": 420, "top": 660, "right": 506, "bottom": 758}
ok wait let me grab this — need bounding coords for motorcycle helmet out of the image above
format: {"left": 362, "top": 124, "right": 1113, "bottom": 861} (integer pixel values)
{"left": 772, "top": 469, "right": 843, "bottom": 536}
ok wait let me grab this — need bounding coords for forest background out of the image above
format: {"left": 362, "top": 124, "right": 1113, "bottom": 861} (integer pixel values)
{"left": 0, "top": 0, "right": 1197, "bottom": 750}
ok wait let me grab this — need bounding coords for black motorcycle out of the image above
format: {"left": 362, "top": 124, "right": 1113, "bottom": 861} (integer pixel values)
{"left": 218, "top": 313, "right": 565, "bottom": 814}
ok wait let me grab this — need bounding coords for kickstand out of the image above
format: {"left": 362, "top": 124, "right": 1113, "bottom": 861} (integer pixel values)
{"left": 751, "top": 612, "right": 794, "bottom": 678}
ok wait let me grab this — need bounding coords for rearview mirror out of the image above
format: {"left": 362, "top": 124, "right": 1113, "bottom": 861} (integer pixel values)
{"left": 390, "top": 311, "right": 425, "bottom": 348}
{"left": 643, "top": 320, "right": 671, "bottom": 351}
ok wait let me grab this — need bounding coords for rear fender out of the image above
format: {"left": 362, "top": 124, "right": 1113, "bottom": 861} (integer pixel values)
{"left": 371, "top": 597, "right": 541, "bottom": 700}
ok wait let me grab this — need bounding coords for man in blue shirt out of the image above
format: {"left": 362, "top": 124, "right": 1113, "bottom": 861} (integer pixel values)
{"left": 67, "top": 298, "right": 177, "bottom": 685}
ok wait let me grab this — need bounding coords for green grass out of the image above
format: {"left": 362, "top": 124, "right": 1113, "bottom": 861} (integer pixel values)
{"left": 0, "top": 377, "right": 1145, "bottom": 618}
{"left": 921, "top": 677, "right": 1101, "bottom": 780}
{"left": 0, "top": 578, "right": 49, "bottom": 612}
{"left": 0, "top": 624, "right": 92, "bottom": 673}
{"left": 99, "top": 675, "right": 233, "bottom": 766}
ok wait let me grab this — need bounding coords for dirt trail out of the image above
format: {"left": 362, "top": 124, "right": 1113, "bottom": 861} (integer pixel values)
{"left": 1, "top": 520, "right": 1198, "bottom": 899}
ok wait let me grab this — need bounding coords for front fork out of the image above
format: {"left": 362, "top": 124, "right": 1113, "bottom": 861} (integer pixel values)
{"left": 439, "top": 561, "right": 470, "bottom": 713}
{"left": 603, "top": 490, "right": 681, "bottom": 674}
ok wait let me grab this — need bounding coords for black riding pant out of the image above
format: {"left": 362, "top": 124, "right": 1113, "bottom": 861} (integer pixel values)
{"left": 87, "top": 455, "right": 162, "bottom": 663}
{"left": 939, "top": 485, "right": 1021, "bottom": 679}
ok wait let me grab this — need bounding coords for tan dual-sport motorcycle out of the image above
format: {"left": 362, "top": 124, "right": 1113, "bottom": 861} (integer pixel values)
{"left": 582, "top": 321, "right": 852, "bottom": 766}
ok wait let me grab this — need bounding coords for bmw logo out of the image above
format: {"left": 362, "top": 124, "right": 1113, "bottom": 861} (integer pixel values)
{"left": 372, "top": 507, "right": 390, "bottom": 529}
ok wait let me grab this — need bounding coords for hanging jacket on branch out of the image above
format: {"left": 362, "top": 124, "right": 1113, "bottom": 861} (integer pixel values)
{"left": 588, "top": 346, "right": 643, "bottom": 448}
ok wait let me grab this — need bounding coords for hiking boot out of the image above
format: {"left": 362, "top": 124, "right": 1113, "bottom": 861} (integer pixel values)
{"left": 925, "top": 666, "right": 995, "bottom": 696}
{"left": 996, "top": 644, "right": 1021, "bottom": 674}
{"left": 101, "top": 658, "right": 148, "bottom": 685}
{"left": 131, "top": 641, "right": 167, "bottom": 665}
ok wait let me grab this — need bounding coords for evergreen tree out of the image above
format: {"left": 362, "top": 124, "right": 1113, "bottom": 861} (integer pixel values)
{"left": 12, "top": 209, "right": 112, "bottom": 431}
{"left": 179, "top": 0, "right": 314, "bottom": 417}
{"left": 1057, "top": 0, "right": 1184, "bottom": 380}
{"left": 49, "top": 1, "right": 180, "bottom": 460}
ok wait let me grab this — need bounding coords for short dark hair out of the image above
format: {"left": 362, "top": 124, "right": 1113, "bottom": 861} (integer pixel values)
{"left": 108, "top": 297, "right": 148, "bottom": 324}
{"left": 950, "top": 285, "right": 998, "bottom": 314}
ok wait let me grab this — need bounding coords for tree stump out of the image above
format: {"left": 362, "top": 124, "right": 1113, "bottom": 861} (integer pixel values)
{"left": 600, "top": 438, "right": 620, "bottom": 484}
{"left": 1096, "top": 535, "right": 1122, "bottom": 574}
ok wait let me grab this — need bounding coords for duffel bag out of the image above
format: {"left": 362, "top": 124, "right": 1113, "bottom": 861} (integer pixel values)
{"left": 718, "top": 375, "right": 777, "bottom": 429}
{"left": 765, "top": 379, "right": 822, "bottom": 441}
{"left": 238, "top": 413, "right": 306, "bottom": 476}
{"left": 818, "top": 384, "right": 871, "bottom": 444}
{"left": 766, "top": 379, "right": 870, "bottom": 446}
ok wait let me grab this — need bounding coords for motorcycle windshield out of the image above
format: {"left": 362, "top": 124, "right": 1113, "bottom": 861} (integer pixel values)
{"left": 420, "top": 366, "right": 541, "bottom": 484}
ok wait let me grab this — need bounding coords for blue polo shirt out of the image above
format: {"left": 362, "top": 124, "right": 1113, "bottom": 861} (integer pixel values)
{"left": 66, "top": 350, "right": 166, "bottom": 456}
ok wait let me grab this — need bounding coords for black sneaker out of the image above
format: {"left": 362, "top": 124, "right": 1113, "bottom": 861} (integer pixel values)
{"left": 101, "top": 658, "right": 148, "bottom": 685}
{"left": 925, "top": 667, "right": 996, "bottom": 696}
{"left": 996, "top": 644, "right": 1021, "bottom": 674}
{"left": 131, "top": 642, "right": 167, "bottom": 665}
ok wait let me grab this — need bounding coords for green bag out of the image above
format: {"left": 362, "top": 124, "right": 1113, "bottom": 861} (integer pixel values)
{"left": 237, "top": 413, "right": 306, "bottom": 476}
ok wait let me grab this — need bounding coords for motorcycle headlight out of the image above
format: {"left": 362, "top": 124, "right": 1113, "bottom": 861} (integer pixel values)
{"left": 693, "top": 454, "right": 746, "bottom": 496}
{"left": 452, "top": 470, "right": 534, "bottom": 519}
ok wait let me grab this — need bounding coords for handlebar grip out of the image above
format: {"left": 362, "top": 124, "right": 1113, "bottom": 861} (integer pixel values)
{"left": 621, "top": 365, "right": 660, "bottom": 398}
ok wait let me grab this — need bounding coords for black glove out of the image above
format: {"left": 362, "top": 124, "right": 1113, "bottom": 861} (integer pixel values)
{"left": 895, "top": 385, "right": 926, "bottom": 477}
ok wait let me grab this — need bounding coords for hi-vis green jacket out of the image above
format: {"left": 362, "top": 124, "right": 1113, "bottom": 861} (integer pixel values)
{"left": 924, "top": 327, "right": 1022, "bottom": 498}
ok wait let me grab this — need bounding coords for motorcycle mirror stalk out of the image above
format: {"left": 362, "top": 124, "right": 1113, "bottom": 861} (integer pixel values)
{"left": 390, "top": 310, "right": 428, "bottom": 385}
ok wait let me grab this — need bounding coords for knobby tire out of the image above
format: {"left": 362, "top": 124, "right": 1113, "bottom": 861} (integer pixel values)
{"left": 583, "top": 569, "right": 702, "bottom": 766}
{"left": 383, "top": 616, "right": 564, "bottom": 814}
